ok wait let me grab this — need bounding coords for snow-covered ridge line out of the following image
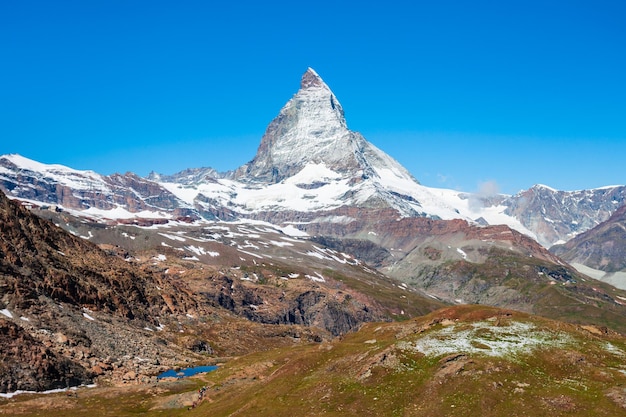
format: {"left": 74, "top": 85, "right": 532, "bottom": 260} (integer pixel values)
{"left": 0, "top": 152, "right": 542, "bottom": 244}
{"left": 2, "top": 68, "right": 625, "bottom": 249}
{"left": 2, "top": 154, "right": 101, "bottom": 177}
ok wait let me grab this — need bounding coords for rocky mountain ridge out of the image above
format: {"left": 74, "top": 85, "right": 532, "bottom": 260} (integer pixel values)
{"left": 2, "top": 68, "right": 625, "bottom": 297}
{"left": 0, "top": 154, "right": 196, "bottom": 221}
{"left": 551, "top": 204, "right": 626, "bottom": 288}
{"left": 2, "top": 67, "right": 625, "bottom": 251}
{"left": 502, "top": 184, "right": 626, "bottom": 247}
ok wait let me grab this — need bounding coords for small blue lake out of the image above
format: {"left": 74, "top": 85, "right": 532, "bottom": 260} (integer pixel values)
{"left": 157, "top": 365, "right": 218, "bottom": 379}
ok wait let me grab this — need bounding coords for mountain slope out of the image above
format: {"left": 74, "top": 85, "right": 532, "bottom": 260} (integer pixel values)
{"left": 0, "top": 154, "right": 195, "bottom": 221}
{"left": 0, "top": 188, "right": 213, "bottom": 392}
{"left": 193, "top": 305, "right": 626, "bottom": 417}
{"left": 501, "top": 184, "right": 626, "bottom": 247}
{"left": 1, "top": 187, "right": 450, "bottom": 393}
{"left": 551, "top": 204, "right": 626, "bottom": 289}
{"left": 5, "top": 305, "right": 626, "bottom": 416}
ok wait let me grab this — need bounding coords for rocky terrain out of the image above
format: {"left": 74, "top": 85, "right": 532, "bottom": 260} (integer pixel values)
{"left": 3, "top": 305, "right": 626, "bottom": 416}
{"left": 0, "top": 188, "right": 207, "bottom": 391}
{"left": 0, "top": 318, "right": 92, "bottom": 393}
{"left": 1, "top": 68, "right": 626, "bottom": 414}
{"left": 551, "top": 204, "right": 626, "bottom": 289}
{"left": 502, "top": 184, "right": 626, "bottom": 247}
{"left": 551, "top": 204, "right": 626, "bottom": 272}
{"left": 0, "top": 188, "right": 442, "bottom": 394}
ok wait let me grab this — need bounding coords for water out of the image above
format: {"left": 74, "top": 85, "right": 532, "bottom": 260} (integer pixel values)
{"left": 157, "top": 365, "right": 218, "bottom": 379}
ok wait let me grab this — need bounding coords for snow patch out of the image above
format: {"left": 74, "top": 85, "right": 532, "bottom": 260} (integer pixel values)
{"left": 305, "top": 272, "right": 326, "bottom": 283}
{"left": 398, "top": 320, "right": 572, "bottom": 358}
{"left": 238, "top": 249, "right": 263, "bottom": 259}
{"left": 280, "top": 225, "right": 308, "bottom": 237}
{"left": 0, "top": 383, "right": 97, "bottom": 399}
{"left": 83, "top": 206, "right": 171, "bottom": 220}
{"left": 604, "top": 342, "right": 625, "bottom": 356}
{"left": 305, "top": 250, "right": 326, "bottom": 260}
{"left": 185, "top": 245, "right": 219, "bottom": 257}
{"left": 159, "top": 233, "right": 187, "bottom": 242}
{"left": 268, "top": 240, "right": 293, "bottom": 247}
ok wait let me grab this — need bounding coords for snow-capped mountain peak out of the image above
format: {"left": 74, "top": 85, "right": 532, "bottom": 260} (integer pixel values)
{"left": 235, "top": 68, "right": 357, "bottom": 183}
{"left": 2, "top": 69, "right": 624, "bottom": 249}
{"left": 0, "top": 154, "right": 106, "bottom": 194}
{"left": 219, "top": 68, "right": 445, "bottom": 216}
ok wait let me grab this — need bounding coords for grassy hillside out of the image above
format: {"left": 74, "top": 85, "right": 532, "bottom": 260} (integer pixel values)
{"left": 4, "top": 305, "right": 626, "bottom": 416}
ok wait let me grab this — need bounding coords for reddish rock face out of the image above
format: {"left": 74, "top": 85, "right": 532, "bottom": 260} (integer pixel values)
{"left": 300, "top": 67, "right": 325, "bottom": 89}
{"left": 247, "top": 205, "right": 559, "bottom": 267}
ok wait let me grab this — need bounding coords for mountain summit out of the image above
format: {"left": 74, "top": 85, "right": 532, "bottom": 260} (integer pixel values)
{"left": 299, "top": 67, "right": 331, "bottom": 89}
{"left": 236, "top": 68, "right": 418, "bottom": 190}
{"left": 1, "top": 68, "right": 624, "bottom": 248}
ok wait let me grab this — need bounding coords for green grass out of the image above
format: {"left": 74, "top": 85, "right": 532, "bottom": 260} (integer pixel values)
{"left": 4, "top": 305, "right": 626, "bottom": 416}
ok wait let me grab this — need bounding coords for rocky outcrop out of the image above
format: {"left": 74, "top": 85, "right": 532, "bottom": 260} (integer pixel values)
{"left": 0, "top": 189, "right": 193, "bottom": 322}
{"left": 0, "top": 190, "right": 208, "bottom": 392}
{"left": 285, "top": 206, "right": 561, "bottom": 266}
{"left": 0, "top": 319, "right": 92, "bottom": 392}
{"left": 201, "top": 274, "right": 385, "bottom": 336}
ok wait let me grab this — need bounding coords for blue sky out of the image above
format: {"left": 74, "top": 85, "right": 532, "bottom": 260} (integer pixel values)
{"left": 1, "top": 0, "right": 624, "bottom": 195}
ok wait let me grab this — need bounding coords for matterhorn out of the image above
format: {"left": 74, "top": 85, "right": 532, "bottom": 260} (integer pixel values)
{"left": 237, "top": 68, "right": 414, "bottom": 183}
{"left": 223, "top": 67, "right": 472, "bottom": 220}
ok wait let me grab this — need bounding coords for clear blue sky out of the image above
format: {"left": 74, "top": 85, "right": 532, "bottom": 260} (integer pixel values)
{"left": 1, "top": 0, "right": 624, "bottom": 195}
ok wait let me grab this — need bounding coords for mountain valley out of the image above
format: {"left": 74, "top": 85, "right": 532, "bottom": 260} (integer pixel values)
{"left": 1, "top": 68, "right": 626, "bottom": 415}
